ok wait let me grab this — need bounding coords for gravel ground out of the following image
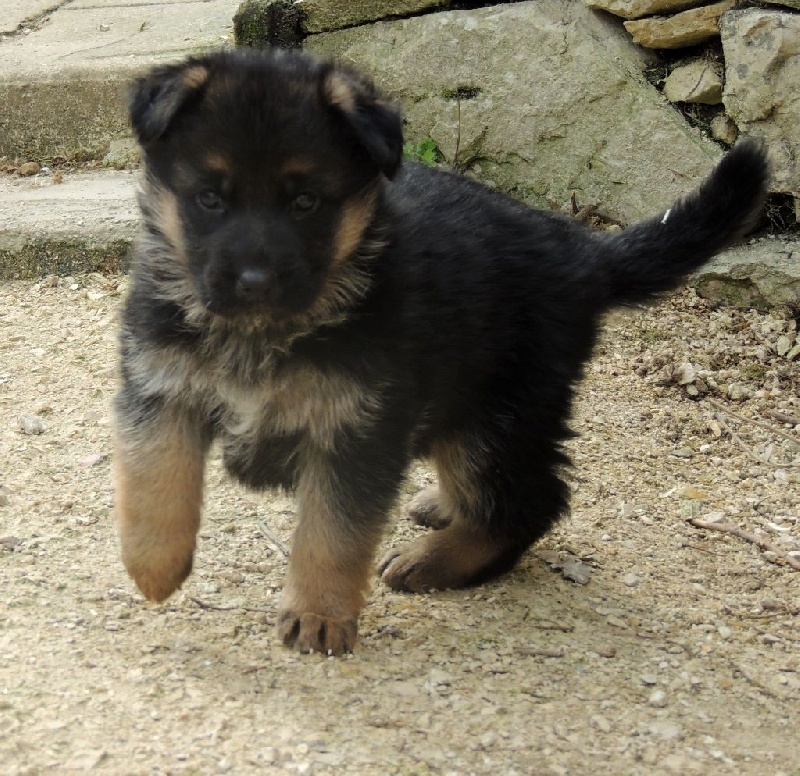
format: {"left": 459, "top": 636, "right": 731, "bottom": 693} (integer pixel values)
{"left": 0, "top": 275, "right": 798, "bottom": 775}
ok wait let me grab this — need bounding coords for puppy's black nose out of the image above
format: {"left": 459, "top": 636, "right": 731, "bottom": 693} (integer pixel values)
{"left": 236, "top": 267, "right": 273, "bottom": 299}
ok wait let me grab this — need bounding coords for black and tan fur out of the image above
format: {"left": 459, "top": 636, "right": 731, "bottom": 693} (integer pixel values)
{"left": 115, "top": 48, "right": 769, "bottom": 655}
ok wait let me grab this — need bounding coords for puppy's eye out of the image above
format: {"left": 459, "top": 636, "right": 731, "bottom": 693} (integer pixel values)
{"left": 290, "top": 192, "right": 320, "bottom": 217}
{"left": 196, "top": 189, "right": 225, "bottom": 212}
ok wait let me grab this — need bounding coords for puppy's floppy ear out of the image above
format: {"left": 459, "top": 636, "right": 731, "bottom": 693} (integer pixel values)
{"left": 321, "top": 67, "right": 404, "bottom": 179}
{"left": 129, "top": 61, "right": 211, "bottom": 146}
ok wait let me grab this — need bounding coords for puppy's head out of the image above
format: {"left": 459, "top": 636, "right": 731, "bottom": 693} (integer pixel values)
{"left": 129, "top": 49, "right": 403, "bottom": 322}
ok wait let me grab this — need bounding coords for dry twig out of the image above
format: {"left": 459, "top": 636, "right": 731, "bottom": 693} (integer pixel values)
{"left": 257, "top": 520, "right": 290, "bottom": 557}
{"left": 728, "top": 659, "right": 792, "bottom": 702}
{"left": 688, "top": 518, "right": 800, "bottom": 572}
{"left": 706, "top": 398, "right": 800, "bottom": 468}
{"left": 188, "top": 596, "right": 271, "bottom": 614}
{"left": 767, "top": 410, "right": 800, "bottom": 428}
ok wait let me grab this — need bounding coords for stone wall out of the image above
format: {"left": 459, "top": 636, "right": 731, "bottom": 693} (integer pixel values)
{"left": 234, "top": 0, "right": 800, "bottom": 227}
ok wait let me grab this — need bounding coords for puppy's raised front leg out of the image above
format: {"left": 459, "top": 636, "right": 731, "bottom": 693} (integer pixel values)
{"left": 277, "top": 437, "right": 407, "bottom": 655}
{"left": 114, "top": 394, "right": 210, "bottom": 602}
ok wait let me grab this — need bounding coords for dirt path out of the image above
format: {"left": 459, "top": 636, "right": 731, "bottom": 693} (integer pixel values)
{"left": 1, "top": 276, "right": 798, "bottom": 775}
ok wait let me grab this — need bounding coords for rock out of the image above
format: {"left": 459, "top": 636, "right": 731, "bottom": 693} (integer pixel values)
{"left": 663, "top": 60, "right": 723, "bottom": 104}
{"left": 18, "top": 162, "right": 41, "bottom": 176}
{"left": 721, "top": 9, "right": 800, "bottom": 201}
{"left": 303, "top": 0, "right": 449, "bottom": 34}
{"left": 649, "top": 720, "right": 683, "bottom": 741}
{"left": 691, "top": 237, "right": 800, "bottom": 309}
{"left": 765, "top": 0, "right": 800, "bottom": 8}
{"left": 308, "top": 1, "right": 725, "bottom": 225}
{"left": 648, "top": 689, "right": 668, "bottom": 707}
{"left": 710, "top": 114, "right": 738, "bottom": 145}
{"left": 561, "top": 558, "right": 592, "bottom": 585}
{"left": 234, "top": 0, "right": 450, "bottom": 43}
{"left": 727, "top": 383, "right": 749, "bottom": 401}
{"left": 624, "top": 0, "right": 734, "bottom": 49}
{"left": 18, "top": 413, "right": 46, "bottom": 435}
{"left": 583, "top": 0, "right": 712, "bottom": 20}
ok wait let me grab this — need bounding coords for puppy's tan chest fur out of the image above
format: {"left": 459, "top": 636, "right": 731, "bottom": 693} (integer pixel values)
{"left": 218, "top": 364, "right": 382, "bottom": 448}
{"left": 128, "top": 335, "right": 380, "bottom": 448}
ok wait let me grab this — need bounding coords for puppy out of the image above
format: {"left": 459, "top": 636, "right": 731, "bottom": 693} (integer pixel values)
{"left": 115, "top": 48, "right": 768, "bottom": 655}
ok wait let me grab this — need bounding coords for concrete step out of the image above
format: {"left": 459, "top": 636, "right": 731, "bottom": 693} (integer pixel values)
{"left": 0, "top": 0, "right": 241, "bottom": 165}
{"left": 0, "top": 169, "right": 137, "bottom": 278}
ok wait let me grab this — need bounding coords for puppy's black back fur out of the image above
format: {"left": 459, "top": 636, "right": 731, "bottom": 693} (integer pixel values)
{"left": 349, "top": 141, "right": 767, "bottom": 572}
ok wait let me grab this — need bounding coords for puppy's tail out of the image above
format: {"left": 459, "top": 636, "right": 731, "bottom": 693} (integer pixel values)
{"left": 600, "top": 139, "right": 769, "bottom": 305}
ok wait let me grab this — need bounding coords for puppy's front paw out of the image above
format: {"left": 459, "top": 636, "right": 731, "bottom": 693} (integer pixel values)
{"left": 276, "top": 610, "right": 358, "bottom": 655}
{"left": 123, "top": 544, "right": 194, "bottom": 603}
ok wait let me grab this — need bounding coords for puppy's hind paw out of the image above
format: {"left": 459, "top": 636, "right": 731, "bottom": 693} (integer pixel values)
{"left": 276, "top": 610, "right": 358, "bottom": 656}
{"left": 407, "top": 486, "right": 451, "bottom": 529}
{"left": 379, "top": 525, "right": 515, "bottom": 593}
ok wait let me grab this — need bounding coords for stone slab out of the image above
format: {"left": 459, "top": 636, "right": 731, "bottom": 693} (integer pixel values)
{"left": 302, "top": 0, "right": 449, "bottom": 34}
{"left": 721, "top": 9, "right": 800, "bottom": 200}
{"left": 692, "top": 237, "right": 800, "bottom": 309}
{"left": 308, "top": 0, "right": 721, "bottom": 226}
{"left": 624, "top": 0, "right": 733, "bottom": 48}
{"left": 0, "top": 170, "right": 138, "bottom": 278}
{"left": 583, "top": 0, "right": 708, "bottom": 21}
{"left": 0, "top": 0, "right": 240, "bottom": 162}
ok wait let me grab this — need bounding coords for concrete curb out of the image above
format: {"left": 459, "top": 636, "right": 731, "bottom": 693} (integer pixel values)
{"left": 0, "top": 170, "right": 138, "bottom": 279}
{"left": 0, "top": 0, "right": 240, "bottom": 164}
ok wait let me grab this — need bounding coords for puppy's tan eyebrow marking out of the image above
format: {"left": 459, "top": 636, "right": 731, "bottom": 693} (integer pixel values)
{"left": 280, "top": 156, "right": 315, "bottom": 177}
{"left": 181, "top": 64, "right": 210, "bottom": 91}
{"left": 204, "top": 153, "right": 231, "bottom": 175}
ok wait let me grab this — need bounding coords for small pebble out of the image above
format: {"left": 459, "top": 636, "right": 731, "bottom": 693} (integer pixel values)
{"left": 649, "top": 720, "right": 682, "bottom": 741}
{"left": 641, "top": 673, "right": 658, "bottom": 686}
{"left": 560, "top": 559, "right": 591, "bottom": 585}
{"left": 591, "top": 714, "right": 611, "bottom": 732}
{"left": 221, "top": 571, "right": 244, "bottom": 583}
{"left": 648, "top": 689, "right": 668, "bottom": 708}
{"left": 19, "top": 414, "right": 46, "bottom": 435}
{"left": 623, "top": 573, "right": 639, "bottom": 587}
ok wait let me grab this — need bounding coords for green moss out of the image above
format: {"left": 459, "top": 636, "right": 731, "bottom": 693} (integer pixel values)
{"left": 233, "top": 0, "right": 305, "bottom": 49}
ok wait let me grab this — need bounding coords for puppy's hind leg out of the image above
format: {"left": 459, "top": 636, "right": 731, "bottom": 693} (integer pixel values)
{"left": 380, "top": 428, "right": 570, "bottom": 592}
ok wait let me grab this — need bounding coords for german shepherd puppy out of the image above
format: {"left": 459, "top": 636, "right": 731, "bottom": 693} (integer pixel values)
{"left": 115, "top": 48, "right": 768, "bottom": 654}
